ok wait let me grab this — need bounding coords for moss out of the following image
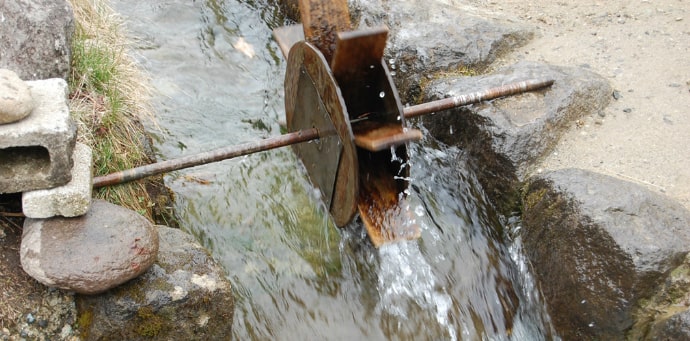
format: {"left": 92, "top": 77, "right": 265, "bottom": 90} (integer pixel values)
{"left": 76, "top": 308, "right": 93, "bottom": 339}
{"left": 523, "top": 188, "right": 547, "bottom": 211}
{"left": 135, "top": 307, "right": 164, "bottom": 338}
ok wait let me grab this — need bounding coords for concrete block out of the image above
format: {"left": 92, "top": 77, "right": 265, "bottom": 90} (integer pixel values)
{"left": 22, "top": 143, "right": 93, "bottom": 218}
{"left": 0, "top": 78, "right": 77, "bottom": 193}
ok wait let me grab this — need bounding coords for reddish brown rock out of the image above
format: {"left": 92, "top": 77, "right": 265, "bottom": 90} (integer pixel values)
{"left": 20, "top": 199, "right": 158, "bottom": 294}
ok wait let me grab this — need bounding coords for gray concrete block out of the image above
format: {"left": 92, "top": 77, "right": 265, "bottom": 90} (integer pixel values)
{"left": 0, "top": 78, "right": 77, "bottom": 193}
{"left": 22, "top": 143, "right": 93, "bottom": 218}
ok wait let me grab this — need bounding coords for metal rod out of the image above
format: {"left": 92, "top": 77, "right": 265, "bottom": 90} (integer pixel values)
{"left": 403, "top": 78, "right": 554, "bottom": 118}
{"left": 93, "top": 128, "right": 320, "bottom": 188}
{"left": 93, "top": 78, "right": 553, "bottom": 188}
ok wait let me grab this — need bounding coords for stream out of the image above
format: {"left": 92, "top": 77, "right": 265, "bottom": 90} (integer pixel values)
{"left": 112, "top": 0, "right": 556, "bottom": 339}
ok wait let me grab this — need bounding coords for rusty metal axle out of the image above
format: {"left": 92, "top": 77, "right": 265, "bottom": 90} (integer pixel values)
{"left": 92, "top": 78, "right": 553, "bottom": 188}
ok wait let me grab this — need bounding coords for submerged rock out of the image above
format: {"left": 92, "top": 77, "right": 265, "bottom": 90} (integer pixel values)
{"left": 521, "top": 168, "right": 690, "bottom": 340}
{"left": 21, "top": 199, "right": 159, "bottom": 294}
{"left": 76, "top": 226, "right": 234, "bottom": 340}
{"left": 0, "top": 69, "right": 34, "bottom": 124}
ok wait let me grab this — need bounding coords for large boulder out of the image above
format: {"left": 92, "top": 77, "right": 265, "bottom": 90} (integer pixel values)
{"left": 76, "top": 226, "right": 234, "bottom": 340}
{"left": 521, "top": 168, "right": 690, "bottom": 340}
{"left": 423, "top": 61, "right": 611, "bottom": 176}
{"left": 420, "top": 61, "right": 611, "bottom": 212}
{"left": 21, "top": 200, "right": 159, "bottom": 294}
{"left": 0, "top": 0, "right": 74, "bottom": 80}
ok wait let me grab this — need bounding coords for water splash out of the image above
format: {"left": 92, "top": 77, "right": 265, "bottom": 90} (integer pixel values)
{"left": 377, "top": 241, "right": 458, "bottom": 341}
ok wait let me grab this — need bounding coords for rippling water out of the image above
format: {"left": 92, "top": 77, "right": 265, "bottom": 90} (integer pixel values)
{"left": 112, "top": 0, "right": 556, "bottom": 339}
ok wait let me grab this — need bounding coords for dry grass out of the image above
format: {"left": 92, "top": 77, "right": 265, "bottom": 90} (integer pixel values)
{"left": 68, "top": 0, "right": 162, "bottom": 219}
{"left": 1, "top": 0, "right": 172, "bottom": 331}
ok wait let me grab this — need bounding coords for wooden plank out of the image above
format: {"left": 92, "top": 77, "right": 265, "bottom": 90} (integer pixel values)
{"left": 298, "top": 0, "right": 351, "bottom": 62}
{"left": 352, "top": 121, "right": 423, "bottom": 152}
{"left": 272, "top": 24, "right": 305, "bottom": 59}
{"left": 357, "top": 154, "right": 421, "bottom": 247}
{"left": 330, "top": 26, "right": 388, "bottom": 80}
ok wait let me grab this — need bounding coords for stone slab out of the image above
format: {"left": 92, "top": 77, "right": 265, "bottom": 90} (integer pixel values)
{"left": 0, "top": 78, "right": 77, "bottom": 193}
{"left": 22, "top": 143, "right": 93, "bottom": 218}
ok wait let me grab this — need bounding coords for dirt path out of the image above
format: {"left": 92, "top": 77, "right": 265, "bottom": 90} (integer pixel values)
{"left": 474, "top": 0, "right": 690, "bottom": 209}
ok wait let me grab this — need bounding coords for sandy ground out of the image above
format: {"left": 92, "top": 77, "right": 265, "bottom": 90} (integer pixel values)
{"left": 473, "top": 0, "right": 690, "bottom": 210}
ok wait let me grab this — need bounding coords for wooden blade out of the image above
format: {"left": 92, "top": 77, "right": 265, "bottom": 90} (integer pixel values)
{"left": 273, "top": 24, "right": 304, "bottom": 59}
{"left": 357, "top": 147, "right": 421, "bottom": 247}
{"left": 298, "top": 0, "right": 351, "bottom": 62}
{"left": 352, "top": 120, "right": 423, "bottom": 152}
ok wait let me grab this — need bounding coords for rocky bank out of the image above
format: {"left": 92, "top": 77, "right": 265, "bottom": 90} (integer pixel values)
{"left": 1, "top": 0, "right": 688, "bottom": 340}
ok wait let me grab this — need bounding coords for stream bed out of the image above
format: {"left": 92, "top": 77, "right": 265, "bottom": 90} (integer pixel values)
{"left": 112, "top": 0, "right": 556, "bottom": 339}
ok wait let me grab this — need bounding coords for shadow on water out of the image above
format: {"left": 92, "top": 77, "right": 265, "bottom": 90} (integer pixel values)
{"left": 112, "top": 0, "right": 557, "bottom": 339}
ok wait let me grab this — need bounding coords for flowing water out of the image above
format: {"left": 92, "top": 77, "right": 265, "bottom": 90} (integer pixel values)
{"left": 112, "top": 0, "right": 556, "bottom": 339}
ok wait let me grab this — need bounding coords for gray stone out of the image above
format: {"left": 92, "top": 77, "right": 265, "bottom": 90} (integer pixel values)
{"left": 423, "top": 61, "right": 611, "bottom": 176}
{"left": 22, "top": 142, "right": 93, "bottom": 218}
{"left": 0, "top": 69, "right": 34, "bottom": 124}
{"left": 521, "top": 168, "right": 690, "bottom": 340}
{"left": 0, "top": 78, "right": 77, "bottom": 194}
{"left": 350, "top": 0, "right": 534, "bottom": 100}
{"left": 649, "top": 310, "right": 690, "bottom": 341}
{"left": 630, "top": 253, "right": 690, "bottom": 340}
{"left": 420, "top": 61, "right": 611, "bottom": 212}
{"left": 76, "top": 226, "right": 234, "bottom": 340}
{"left": 20, "top": 199, "right": 159, "bottom": 295}
{"left": 0, "top": 0, "right": 75, "bottom": 80}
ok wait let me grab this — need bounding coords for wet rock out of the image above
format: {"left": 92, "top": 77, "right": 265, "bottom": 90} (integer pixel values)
{"left": 350, "top": 0, "right": 534, "bottom": 100}
{"left": 0, "top": 69, "right": 34, "bottom": 124}
{"left": 76, "top": 226, "right": 234, "bottom": 340}
{"left": 0, "top": 0, "right": 74, "bottom": 80}
{"left": 20, "top": 199, "right": 159, "bottom": 294}
{"left": 630, "top": 253, "right": 690, "bottom": 340}
{"left": 421, "top": 61, "right": 611, "bottom": 212}
{"left": 521, "top": 168, "right": 690, "bottom": 340}
{"left": 647, "top": 309, "right": 690, "bottom": 340}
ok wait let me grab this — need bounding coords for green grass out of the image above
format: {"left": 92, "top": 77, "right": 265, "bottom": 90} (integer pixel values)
{"left": 68, "top": 0, "right": 161, "bottom": 221}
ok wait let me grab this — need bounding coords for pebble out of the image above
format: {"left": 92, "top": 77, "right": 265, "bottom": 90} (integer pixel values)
{"left": 612, "top": 90, "right": 622, "bottom": 100}
{"left": 623, "top": 108, "right": 632, "bottom": 113}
